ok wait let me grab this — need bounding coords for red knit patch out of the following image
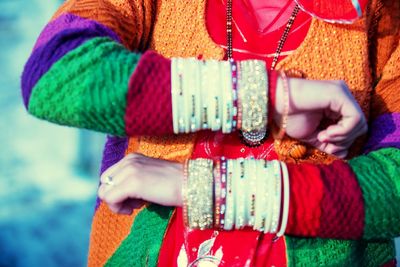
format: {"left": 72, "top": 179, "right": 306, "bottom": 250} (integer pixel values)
{"left": 125, "top": 51, "right": 173, "bottom": 136}
{"left": 317, "top": 160, "right": 364, "bottom": 239}
{"left": 286, "top": 163, "right": 323, "bottom": 236}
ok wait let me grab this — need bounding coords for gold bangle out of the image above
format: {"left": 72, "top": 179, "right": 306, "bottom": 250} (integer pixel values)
{"left": 238, "top": 60, "right": 268, "bottom": 146}
{"left": 187, "top": 159, "right": 214, "bottom": 229}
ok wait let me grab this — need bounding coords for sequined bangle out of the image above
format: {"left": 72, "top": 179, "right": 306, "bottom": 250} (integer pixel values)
{"left": 224, "top": 159, "right": 235, "bottom": 230}
{"left": 276, "top": 71, "right": 290, "bottom": 141}
{"left": 182, "top": 160, "right": 189, "bottom": 227}
{"left": 213, "top": 159, "right": 222, "bottom": 229}
{"left": 187, "top": 159, "right": 214, "bottom": 229}
{"left": 219, "top": 157, "right": 228, "bottom": 229}
{"left": 238, "top": 60, "right": 269, "bottom": 146}
{"left": 276, "top": 161, "right": 290, "bottom": 238}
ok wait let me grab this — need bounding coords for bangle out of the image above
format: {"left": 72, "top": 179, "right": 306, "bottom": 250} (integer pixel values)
{"left": 230, "top": 59, "right": 239, "bottom": 130}
{"left": 182, "top": 160, "right": 189, "bottom": 227}
{"left": 276, "top": 161, "right": 290, "bottom": 238}
{"left": 238, "top": 60, "right": 269, "bottom": 146}
{"left": 270, "top": 160, "right": 282, "bottom": 233}
{"left": 263, "top": 161, "right": 275, "bottom": 233}
{"left": 187, "top": 159, "right": 214, "bottom": 229}
{"left": 245, "top": 159, "right": 257, "bottom": 227}
{"left": 276, "top": 71, "right": 290, "bottom": 141}
{"left": 214, "top": 159, "right": 222, "bottom": 229}
{"left": 221, "top": 61, "right": 234, "bottom": 133}
{"left": 219, "top": 157, "right": 228, "bottom": 229}
{"left": 254, "top": 160, "right": 267, "bottom": 231}
{"left": 224, "top": 159, "right": 235, "bottom": 230}
{"left": 235, "top": 159, "right": 247, "bottom": 229}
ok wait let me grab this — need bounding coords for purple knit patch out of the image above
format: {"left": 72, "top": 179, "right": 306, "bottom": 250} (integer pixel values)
{"left": 95, "top": 136, "right": 129, "bottom": 211}
{"left": 363, "top": 113, "right": 400, "bottom": 153}
{"left": 21, "top": 13, "right": 120, "bottom": 108}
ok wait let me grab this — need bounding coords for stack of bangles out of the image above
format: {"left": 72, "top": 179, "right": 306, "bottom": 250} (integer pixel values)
{"left": 182, "top": 158, "right": 290, "bottom": 238}
{"left": 171, "top": 58, "right": 289, "bottom": 146}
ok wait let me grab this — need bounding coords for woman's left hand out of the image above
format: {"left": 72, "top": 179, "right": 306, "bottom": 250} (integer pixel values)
{"left": 98, "top": 153, "right": 183, "bottom": 214}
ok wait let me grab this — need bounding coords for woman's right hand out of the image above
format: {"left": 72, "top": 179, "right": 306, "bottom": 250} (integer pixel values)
{"left": 274, "top": 78, "right": 368, "bottom": 158}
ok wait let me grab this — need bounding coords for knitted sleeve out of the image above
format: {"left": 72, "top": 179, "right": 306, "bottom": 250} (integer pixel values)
{"left": 284, "top": 41, "right": 400, "bottom": 241}
{"left": 21, "top": 0, "right": 174, "bottom": 136}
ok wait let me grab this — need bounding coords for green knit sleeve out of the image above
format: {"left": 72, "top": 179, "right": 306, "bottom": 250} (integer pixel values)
{"left": 349, "top": 147, "right": 400, "bottom": 240}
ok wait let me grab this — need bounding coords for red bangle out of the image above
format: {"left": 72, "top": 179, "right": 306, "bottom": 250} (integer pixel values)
{"left": 230, "top": 59, "right": 239, "bottom": 130}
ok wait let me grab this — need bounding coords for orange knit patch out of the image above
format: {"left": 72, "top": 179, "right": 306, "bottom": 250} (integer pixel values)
{"left": 51, "top": 0, "right": 145, "bottom": 49}
{"left": 87, "top": 202, "right": 144, "bottom": 267}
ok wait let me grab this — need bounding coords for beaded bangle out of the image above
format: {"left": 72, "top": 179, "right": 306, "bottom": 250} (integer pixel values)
{"left": 214, "top": 159, "right": 222, "bottom": 229}
{"left": 230, "top": 59, "right": 239, "bottom": 130}
{"left": 276, "top": 71, "right": 290, "bottom": 141}
{"left": 224, "top": 159, "right": 235, "bottom": 230}
{"left": 219, "top": 157, "right": 228, "bottom": 229}
{"left": 187, "top": 159, "right": 214, "bottom": 229}
{"left": 276, "top": 161, "right": 290, "bottom": 238}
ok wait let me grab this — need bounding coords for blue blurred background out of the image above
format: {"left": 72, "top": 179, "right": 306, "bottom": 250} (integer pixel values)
{"left": 0, "top": 0, "right": 399, "bottom": 266}
{"left": 0, "top": 0, "right": 103, "bottom": 266}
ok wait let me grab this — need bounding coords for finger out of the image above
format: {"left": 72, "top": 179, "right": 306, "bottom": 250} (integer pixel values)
{"left": 103, "top": 180, "right": 141, "bottom": 206}
{"left": 319, "top": 143, "right": 349, "bottom": 155}
{"left": 100, "top": 162, "right": 122, "bottom": 184}
{"left": 332, "top": 149, "right": 348, "bottom": 159}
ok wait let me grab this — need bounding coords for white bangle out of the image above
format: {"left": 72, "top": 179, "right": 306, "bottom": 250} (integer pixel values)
{"left": 221, "top": 61, "right": 234, "bottom": 133}
{"left": 245, "top": 159, "right": 257, "bottom": 227}
{"left": 224, "top": 159, "right": 235, "bottom": 230}
{"left": 263, "top": 161, "right": 274, "bottom": 233}
{"left": 270, "top": 160, "right": 282, "bottom": 233}
{"left": 254, "top": 160, "right": 267, "bottom": 231}
{"left": 235, "top": 159, "right": 247, "bottom": 229}
{"left": 276, "top": 161, "right": 290, "bottom": 238}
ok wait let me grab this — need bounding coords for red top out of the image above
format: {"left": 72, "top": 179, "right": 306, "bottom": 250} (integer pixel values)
{"left": 158, "top": 0, "right": 311, "bottom": 266}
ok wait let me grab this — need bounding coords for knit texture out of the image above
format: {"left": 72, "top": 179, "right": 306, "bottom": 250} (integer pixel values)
{"left": 20, "top": 0, "right": 400, "bottom": 266}
{"left": 28, "top": 37, "right": 140, "bottom": 136}
{"left": 95, "top": 136, "right": 128, "bottom": 210}
{"left": 105, "top": 205, "right": 173, "bottom": 267}
{"left": 364, "top": 113, "right": 400, "bottom": 153}
{"left": 21, "top": 14, "right": 119, "bottom": 107}
{"left": 349, "top": 147, "right": 400, "bottom": 239}
{"left": 125, "top": 50, "right": 173, "bottom": 135}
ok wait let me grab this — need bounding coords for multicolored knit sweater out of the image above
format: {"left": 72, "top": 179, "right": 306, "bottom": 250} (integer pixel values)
{"left": 21, "top": 0, "right": 400, "bottom": 266}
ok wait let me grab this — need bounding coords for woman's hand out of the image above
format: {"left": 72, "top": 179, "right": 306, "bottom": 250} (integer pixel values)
{"left": 274, "top": 78, "right": 367, "bottom": 158}
{"left": 98, "top": 153, "right": 183, "bottom": 214}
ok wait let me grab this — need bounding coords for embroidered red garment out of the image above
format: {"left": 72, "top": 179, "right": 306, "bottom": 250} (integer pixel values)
{"left": 158, "top": 0, "right": 311, "bottom": 265}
